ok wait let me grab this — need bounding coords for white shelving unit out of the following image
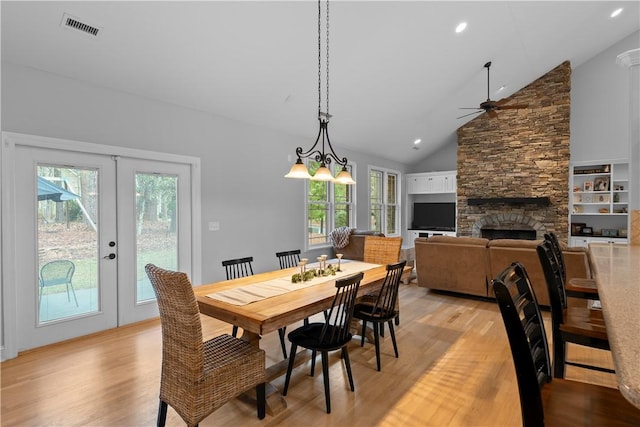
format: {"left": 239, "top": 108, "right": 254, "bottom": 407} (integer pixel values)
{"left": 569, "top": 160, "right": 629, "bottom": 247}
{"left": 406, "top": 170, "right": 457, "bottom": 243}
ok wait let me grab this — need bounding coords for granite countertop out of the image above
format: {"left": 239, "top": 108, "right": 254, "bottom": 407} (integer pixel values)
{"left": 589, "top": 243, "right": 640, "bottom": 409}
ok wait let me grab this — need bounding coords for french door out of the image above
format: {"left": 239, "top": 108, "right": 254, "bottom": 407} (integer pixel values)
{"left": 6, "top": 136, "right": 197, "bottom": 353}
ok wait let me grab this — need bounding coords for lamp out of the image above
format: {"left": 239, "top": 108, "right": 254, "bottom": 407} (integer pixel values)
{"left": 284, "top": 0, "right": 355, "bottom": 185}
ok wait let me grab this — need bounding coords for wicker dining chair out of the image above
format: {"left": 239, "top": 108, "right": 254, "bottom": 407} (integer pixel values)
{"left": 362, "top": 236, "right": 403, "bottom": 327}
{"left": 145, "top": 264, "right": 266, "bottom": 427}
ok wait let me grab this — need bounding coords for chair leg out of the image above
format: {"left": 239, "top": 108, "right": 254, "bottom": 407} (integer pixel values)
{"left": 278, "top": 327, "right": 288, "bottom": 359}
{"left": 395, "top": 312, "right": 400, "bottom": 326}
{"left": 360, "top": 320, "right": 367, "bottom": 347}
{"left": 321, "top": 351, "right": 331, "bottom": 413}
{"left": 310, "top": 350, "right": 317, "bottom": 376}
{"left": 342, "top": 347, "right": 355, "bottom": 392}
{"left": 283, "top": 343, "right": 298, "bottom": 395}
{"left": 157, "top": 400, "right": 168, "bottom": 427}
{"left": 232, "top": 325, "right": 239, "bottom": 337}
{"left": 553, "top": 337, "right": 567, "bottom": 378}
{"left": 380, "top": 321, "right": 385, "bottom": 337}
{"left": 388, "top": 320, "right": 399, "bottom": 358}
{"left": 69, "top": 283, "right": 79, "bottom": 307}
{"left": 256, "top": 382, "right": 266, "bottom": 419}
{"left": 374, "top": 322, "right": 381, "bottom": 371}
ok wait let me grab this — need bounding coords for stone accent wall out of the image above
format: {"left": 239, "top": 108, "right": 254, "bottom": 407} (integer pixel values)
{"left": 457, "top": 61, "right": 571, "bottom": 241}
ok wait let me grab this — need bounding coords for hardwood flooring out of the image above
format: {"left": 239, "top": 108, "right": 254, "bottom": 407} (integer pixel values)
{"left": 1, "top": 284, "right": 617, "bottom": 426}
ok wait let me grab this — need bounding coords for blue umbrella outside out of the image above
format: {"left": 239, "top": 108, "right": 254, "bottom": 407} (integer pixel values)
{"left": 37, "top": 177, "right": 79, "bottom": 202}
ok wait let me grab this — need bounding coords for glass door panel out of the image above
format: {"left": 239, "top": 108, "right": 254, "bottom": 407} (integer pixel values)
{"left": 37, "top": 166, "right": 100, "bottom": 323}
{"left": 135, "top": 173, "right": 178, "bottom": 303}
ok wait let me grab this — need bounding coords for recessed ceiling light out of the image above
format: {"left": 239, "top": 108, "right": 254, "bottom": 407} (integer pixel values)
{"left": 497, "top": 85, "right": 506, "bottom": 93}
{"left": 413, "top": 139, "right": 422, "bottom": 145}
{"left": 611, "top": 8, "right": 623, "bottom": 18}
{"left": 455, "top": 22, "right": 467, "bottom": 33}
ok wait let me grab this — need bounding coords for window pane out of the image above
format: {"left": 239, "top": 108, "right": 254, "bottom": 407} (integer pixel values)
{"left": 370, "top": 170, "right": 383, "bottom": 204}
{"left": 370, "top": 205, "right": 383, "bottom": 232}
{"left": 308, "top": 203, "right": 329, "bottom": 246}
{"left": 386, "top": 173, "right": 397, "bottom": 204}
{"left": 308, "top": 162, "right": 328, "bottom": 202}
{"left": 386, "top": 205, "right": 397, "bottom": 234}
{"left": 334, "top": 165, "right": 352, "bottom": 204}
{"left": 334, "top": 203, "right": 352, "bottom": 228}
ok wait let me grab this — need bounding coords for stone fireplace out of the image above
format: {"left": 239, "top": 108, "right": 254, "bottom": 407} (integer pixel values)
{"left": 456, "top": 61, "right": 571, "bottom": 241}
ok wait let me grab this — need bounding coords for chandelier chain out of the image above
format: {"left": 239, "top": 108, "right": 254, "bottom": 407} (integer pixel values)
{"left": 325, "top": 0, "right": 329, "bottom": 118}
{"left": 317, "top": 0, "right": 321, "bottom": 118}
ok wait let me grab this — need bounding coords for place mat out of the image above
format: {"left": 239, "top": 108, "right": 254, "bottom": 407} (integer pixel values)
{"left": 206, "top": 260, "right": 380, "bottom": 306}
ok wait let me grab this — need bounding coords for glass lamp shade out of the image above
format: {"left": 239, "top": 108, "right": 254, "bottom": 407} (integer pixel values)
{"left": 334, "top": 167, "right": 356, "bottom": 185}
{"left": 311, "top": 164, "right": 335, "bottom": 181}
{"left": 285, "top": 159, "right": 312, "bottom": 179}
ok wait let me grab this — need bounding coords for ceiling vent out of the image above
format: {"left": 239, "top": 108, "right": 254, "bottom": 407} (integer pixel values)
{"left": 60, "top": 13, "right": 101, "bottom": 38}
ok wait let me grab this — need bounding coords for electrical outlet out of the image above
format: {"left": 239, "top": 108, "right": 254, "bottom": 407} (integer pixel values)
{"left": 208, "top": 221, "right": 220, "bottom": 231}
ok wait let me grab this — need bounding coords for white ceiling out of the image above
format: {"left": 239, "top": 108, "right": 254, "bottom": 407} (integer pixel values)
{"left": 2, "top": 1, "right": 639, "bottom": 165}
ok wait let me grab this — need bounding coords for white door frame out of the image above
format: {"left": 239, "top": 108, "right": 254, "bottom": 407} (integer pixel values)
{"left": 1, "top": 132, "right": 201, "bottom": 361}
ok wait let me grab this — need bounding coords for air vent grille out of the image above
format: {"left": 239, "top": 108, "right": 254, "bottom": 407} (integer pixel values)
{"left": 61, "top": 13, "right": 101, "bottom": 37}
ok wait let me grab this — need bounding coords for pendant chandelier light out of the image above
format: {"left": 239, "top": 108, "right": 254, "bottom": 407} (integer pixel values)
{"left": 285, "top": 0, "right": 355, "bottom": 185}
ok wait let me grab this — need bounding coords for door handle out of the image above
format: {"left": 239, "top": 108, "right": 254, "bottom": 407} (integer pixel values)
{"left": 103, "top": 253, "right": 116, "bottom": 260}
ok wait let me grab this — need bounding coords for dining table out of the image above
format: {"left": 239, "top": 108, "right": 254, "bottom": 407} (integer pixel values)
{"left": 194, "top": 259, "right": 411, "bottom": 415}
{"left": 588, "top": 243, "right": 640, "bottom": 409}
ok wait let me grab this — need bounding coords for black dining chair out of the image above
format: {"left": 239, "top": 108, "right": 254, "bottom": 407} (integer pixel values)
{"left": 282, "top": 272, "right": 363, "bottom": 414}
{"left": 353, "top": 260, "right": 406, "bottom": 371}
{"left": 544, "top": 232, "right": 599, "bottom": 300}
{"left": 221, "top": 256, "right": 254, "bottom": 337}
{"left": 492, "top": 262, "right": 639, "bottom": 427}
{"left": 537, "top": 240, "right": 613, "bottom": 378}
{"left": 274, "top": 249, "right": 303, "bottom": 359}
{"left": 276, "top": 249, "right": 301, "bottom": 269}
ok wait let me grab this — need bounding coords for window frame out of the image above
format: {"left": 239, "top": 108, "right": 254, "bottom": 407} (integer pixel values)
{"left": 368, "top": 165, "right": 401, "bottom": 236}
{"left": 304, "top": 161, "right": 357, "bottom": 250}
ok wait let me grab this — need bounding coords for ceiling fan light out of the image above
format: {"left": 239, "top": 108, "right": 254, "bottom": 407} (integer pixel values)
{"left": 285, "top": 159, "right": 312, "bottom": 179}
{"left": 311, "top": 164, "right": 335, "bottom": 181}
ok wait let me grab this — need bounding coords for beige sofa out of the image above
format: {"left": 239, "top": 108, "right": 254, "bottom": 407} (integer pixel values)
{"left": 414, "top": 236, "right": 591, "bottom": 306}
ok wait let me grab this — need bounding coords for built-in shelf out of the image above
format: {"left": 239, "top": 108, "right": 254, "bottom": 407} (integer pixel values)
{"left": 467, "top": 197, "right": 551, "bottom": 206}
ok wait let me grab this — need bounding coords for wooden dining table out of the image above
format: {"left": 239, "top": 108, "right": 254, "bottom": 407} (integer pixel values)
{"left": 588, "top": 243, "right": 640, "bottom": 410}
{"left": 194, "top": 261, "right": 411, "bottom": 415}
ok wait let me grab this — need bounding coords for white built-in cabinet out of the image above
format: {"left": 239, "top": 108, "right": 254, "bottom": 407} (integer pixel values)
{"left": 406, "top": 170, "right": 457, "bottom": 242}
{"left": 407, "top": 171, "right": 456, "bottom": 194}
{"left": 569, "top": 160, "right": 629, "bottom": 246}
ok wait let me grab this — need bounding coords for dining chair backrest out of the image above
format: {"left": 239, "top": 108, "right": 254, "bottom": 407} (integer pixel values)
{"left": 321, "top": 272, "right": 363, "bottom": 346}
{"left": 544, "top": 232, "right": 566, "bottom": 283}
{"left": 276, "top": 249, "right": 301, "bottom": 270}
{"left": 492, "top": 262, "right": 550, "bottom": 427}
{"left": 145, "top": 264, "right": 205, "bottom": 383}
{"left": 371, "top": 261, "right": 406, "bottom": 316}
{"left": 222, "top": 256, "right": 254, "bottom": 280}
{"left": 363, "top": 236, "right": 403, "bottom": 265}
{"left": 537, "top": 240, "right": 568, "bottom": 320}
{"left": 40, "top": 260, "right": 75, "bottom": 287}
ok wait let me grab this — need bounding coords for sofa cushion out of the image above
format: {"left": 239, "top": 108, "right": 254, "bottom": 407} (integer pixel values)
{"left": 415, "top": 236, "right": 490, "bottom": 297}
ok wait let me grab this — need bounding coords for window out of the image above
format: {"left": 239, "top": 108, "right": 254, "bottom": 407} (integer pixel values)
{"left": 306, "top": 162, "right": 356, "bottom": 248}
{"left": 369, "top": 167, "right": 400, "bottom": 235}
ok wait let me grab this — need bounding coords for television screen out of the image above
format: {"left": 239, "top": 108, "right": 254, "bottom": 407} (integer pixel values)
{"left": 412, "top": 202, "right": 456, "bottom": 231}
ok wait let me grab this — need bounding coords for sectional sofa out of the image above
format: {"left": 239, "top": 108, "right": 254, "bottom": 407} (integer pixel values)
{"left": 414, "top": 235, "right": 592, "bottom": 306}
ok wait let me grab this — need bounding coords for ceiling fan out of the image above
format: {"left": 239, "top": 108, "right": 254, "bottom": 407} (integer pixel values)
{"left": 457, "top": 61, "right": 528, "bottom": 119}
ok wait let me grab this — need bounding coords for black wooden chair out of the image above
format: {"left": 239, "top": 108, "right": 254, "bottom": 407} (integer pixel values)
{"left": 492, "top": 262, "right": 639, "bottom": 427}
{"left": 221, "top": 256, "right": 254, "bottom": 337}
{"left": 274, "top": 250, "right": 303, "bottom": 359}
{"left": 353, "top": 260, "right": 406, "bottom": 371}
{"left": 537, "top": 240, "right": 614, "bottom": 378}
{"left": 276, "top": 249, "right": 301, "bottom": 269}
{"left": 282, "top": 272, "right": 363, "bottom": 414}
{"left": 544, "top": 232, "right": 599, "bottom": 300}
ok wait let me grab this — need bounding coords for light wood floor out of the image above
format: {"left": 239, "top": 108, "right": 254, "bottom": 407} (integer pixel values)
{"left": 1, "top": 284, "right": 617, "bottom": 427}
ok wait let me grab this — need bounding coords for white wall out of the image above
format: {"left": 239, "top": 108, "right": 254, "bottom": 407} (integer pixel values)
{"left": 1, "top": 62, "right": 405, "bottom": 284}
{"left": 571, "top": 31, "right": 639, "bottom": 162}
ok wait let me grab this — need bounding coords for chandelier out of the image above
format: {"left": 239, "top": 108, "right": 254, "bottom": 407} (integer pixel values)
{"left": 285, "top": 0, "right": 355, "bottom": 185}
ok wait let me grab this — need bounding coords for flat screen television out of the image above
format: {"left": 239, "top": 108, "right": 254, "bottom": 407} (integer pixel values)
{"left": 412, "top": 202, "right": 456, "bottom": 231}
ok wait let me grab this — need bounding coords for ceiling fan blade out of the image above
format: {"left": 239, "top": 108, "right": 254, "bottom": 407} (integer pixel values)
{"left": 459, "top": 107, "right": 483, "bottom": 110}
{"left": 456, "top": 110, "right": 483, "bottom": 119}
{"left": 497, "top": 104, "right": 529, "bottom": 110}
{"left": 487, "top": 110, "right": 499, "bottom": 118}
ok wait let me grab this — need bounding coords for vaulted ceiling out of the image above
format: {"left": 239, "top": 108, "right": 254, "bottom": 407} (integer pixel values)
{"left": 2, "top": 1, "right": 639, "bottom": 165}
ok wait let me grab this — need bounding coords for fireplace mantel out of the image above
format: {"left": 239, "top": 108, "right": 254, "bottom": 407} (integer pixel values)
{"left": 467, "top": 197, "right": 551, "bottom": 206}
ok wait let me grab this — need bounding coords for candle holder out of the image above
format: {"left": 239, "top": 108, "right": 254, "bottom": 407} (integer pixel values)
{"left": 336, "top": 253, "right": 343, "bottom": 271}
